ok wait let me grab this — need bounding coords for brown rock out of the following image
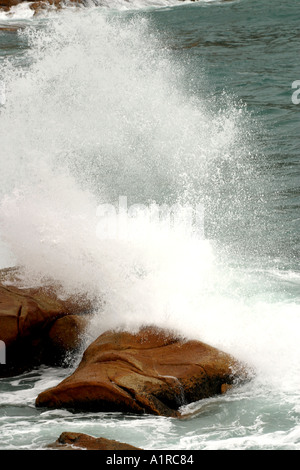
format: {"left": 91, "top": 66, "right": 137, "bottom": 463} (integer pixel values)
{"left": 0, "top": 0, "right": 82, "bottom": 13}
{"left": 0, "top": 267, "right": 93, "bottom": 376}
{"left": 48, "top": 432, "right": 142, "bottom": 450}
{"left": 221, "top": 383, "right": 232, "bottom": 394}
{"left": 48, "top": 314, "right": 90, "bottom": 353}
{"left": 0, "top": 27, "right": 21, "bottom": 32}
{"left": 0, "top": 0, "right": 21, "bottom": 8}
{"left": 36, "top": 326, "right": 247, "bottom": 417}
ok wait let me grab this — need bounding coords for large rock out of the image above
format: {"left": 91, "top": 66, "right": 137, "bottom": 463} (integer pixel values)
{"left": 36, "top": 326, "right": 247, "bottom": 417}
{"left": 0, "top": 0, "right": 21, "bottom": 8}
{"left": 48, "top": 432, "right": 142, "bottom": 450}
{"left": 0, "top": 267, "right": 93, "bottom": 376}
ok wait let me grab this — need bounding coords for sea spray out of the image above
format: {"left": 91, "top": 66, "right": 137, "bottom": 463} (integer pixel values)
{"left": 0, "top": 7, "right": 299, "bottom": 400}
{"left": 0, "top": 9, "right": 243, "bottom": 294}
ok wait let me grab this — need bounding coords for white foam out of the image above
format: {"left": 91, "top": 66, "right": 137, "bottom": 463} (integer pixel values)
{"left": 0, "top": 2, "right": 34, "bottom": 21}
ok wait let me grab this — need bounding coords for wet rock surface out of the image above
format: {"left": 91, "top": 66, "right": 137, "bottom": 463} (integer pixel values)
{"left": 49, "top": 431, "right": 142, "bottom": 450}
{"left": 0, "top": 267, "right": 93, "bottom": 376}
{"left": 36, "top": 326, "right": 247, "bottom": 417}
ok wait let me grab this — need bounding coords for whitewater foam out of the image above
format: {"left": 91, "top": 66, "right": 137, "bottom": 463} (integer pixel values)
{"left": 0, "top": 2, "right": 35, "bottom": 21}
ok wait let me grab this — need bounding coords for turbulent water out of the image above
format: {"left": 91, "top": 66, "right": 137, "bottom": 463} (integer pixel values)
{"left": 0, "top": 0, "right": 299, "bottom": 450}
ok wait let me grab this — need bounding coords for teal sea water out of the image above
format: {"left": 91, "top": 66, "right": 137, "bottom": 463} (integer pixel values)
{"left": 0, "top": 0, "right": 299, "bottom": 450}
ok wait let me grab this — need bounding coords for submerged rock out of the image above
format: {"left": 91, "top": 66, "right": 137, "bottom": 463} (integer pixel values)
{"left": 0, "top": 267, "right": 93, "bottom": 376}
{"left": 48, "top": 432, "right": 142, "bottom": 450}
{"left": 36, "top": 326, "right": 247, "bottom": 417}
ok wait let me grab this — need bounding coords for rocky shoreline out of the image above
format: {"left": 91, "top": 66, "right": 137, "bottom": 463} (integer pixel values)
{"left": 0, "top": 0, "right": 233, "bottom": 18}
{"left": 0, "top": 267, "right": 249, "bottom": 449}
{"left": 0, "top": 0, "right": 80, "bottom": 14}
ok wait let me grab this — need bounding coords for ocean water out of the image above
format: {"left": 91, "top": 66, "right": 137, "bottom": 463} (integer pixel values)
{"left": 0, "top": 0, "right": 299, "bottom": 450}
